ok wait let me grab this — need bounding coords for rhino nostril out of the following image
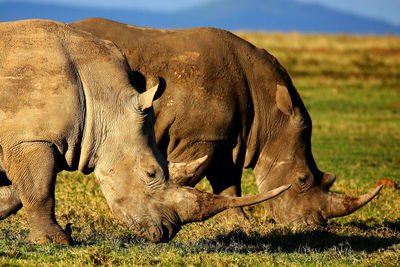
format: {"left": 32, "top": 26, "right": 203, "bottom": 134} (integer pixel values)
{"left": 145, "top": 223, "right": 177, "bottom": 243}
{"left": 146, "top": 225, "right": 163, "bottom": 243}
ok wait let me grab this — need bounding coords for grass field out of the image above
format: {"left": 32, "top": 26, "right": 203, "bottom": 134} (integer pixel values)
{"left": 1, "top": 32, "right": 399, "bottom": 266}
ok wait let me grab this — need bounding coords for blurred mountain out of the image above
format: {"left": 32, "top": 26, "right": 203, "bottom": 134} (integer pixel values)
{"left": 1, "top": 0, "right": 399, "bottom": 34}
{"left": 296, "top": 0, "right": 400, "bottom": 25}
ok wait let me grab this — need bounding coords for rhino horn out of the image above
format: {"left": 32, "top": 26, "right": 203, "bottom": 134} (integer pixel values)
{"left": 168, "top": 155, "right": 208, "bottom": 185}
{"left": 170, "top": 184, "right": 291, "bottom": 223}
{"left": 321, "top": 173, "right": 336, "bottom": 190}
{"left": 325, "top": 185, "right": 383, "bottom": 218}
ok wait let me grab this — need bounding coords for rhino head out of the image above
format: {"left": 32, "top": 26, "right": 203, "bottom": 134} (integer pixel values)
{"left": 254, "top": 84, "right": 382, "bottom": 225}
{"left": 93, "top": 84, "right": 290, "bottom": 242}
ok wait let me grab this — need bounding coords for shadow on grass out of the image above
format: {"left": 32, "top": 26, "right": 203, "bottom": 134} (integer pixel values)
{"left": 173, "top": 223, "right": 400, "bottom": 254}
{"left": 337, "top": 218, "right": 400, "bottom": 232}
{"left": 34, "top": 219, "right": 400, "bottom": 254}
{"left": 1, "top": 220, "right": 398, "bottom": 255}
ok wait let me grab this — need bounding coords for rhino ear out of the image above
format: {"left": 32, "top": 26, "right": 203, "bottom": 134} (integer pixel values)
{"left": 276, "top": 84, "right": 293, "bottom": 116}
{"left": 135, "top": 83, "right": 161, "bottom": 110}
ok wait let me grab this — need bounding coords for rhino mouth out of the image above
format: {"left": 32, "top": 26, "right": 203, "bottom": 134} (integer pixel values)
{"left": 148, "top": 212, "right": 182, "bottom": 243}
{"left": 277, "top": 211, "right": 327, "bottom": 226}
{"left": 142, "top": 222, "right": 180, "bottom": 243}
{"left": 123, "top": 182, "right": 291, "bottom": 243}
{"left": 124, "top": 209, "right": 181, "bottom": 243}
{"left": 265, "top": 183, "right": 383, "bottom": 225}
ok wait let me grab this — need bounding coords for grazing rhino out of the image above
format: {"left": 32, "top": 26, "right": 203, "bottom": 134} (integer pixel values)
{"left": 0, "top": 19, "right": 290, "bottom": 245}
{"left": 69, "top": 18, "right": 383, "bottom": 225}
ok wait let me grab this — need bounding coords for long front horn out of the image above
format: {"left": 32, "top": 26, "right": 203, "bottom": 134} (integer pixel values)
{"left": 169, "top": 183, "right": 291, "bottom": 223}
{"left": 326, "top": 185, "right": 383, "bottom": 218}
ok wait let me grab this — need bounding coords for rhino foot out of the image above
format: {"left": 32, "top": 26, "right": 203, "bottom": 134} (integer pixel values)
{"left": 29, "top": 227, "right": 72, "bottom": 246}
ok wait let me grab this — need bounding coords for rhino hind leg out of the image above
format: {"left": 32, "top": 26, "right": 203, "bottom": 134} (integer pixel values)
{"left": 5, "top": 142, "right": 72, "bottom": 245}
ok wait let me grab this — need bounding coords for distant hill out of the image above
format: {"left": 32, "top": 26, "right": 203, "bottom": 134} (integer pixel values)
{"left": 1, "top": 0, "right": 399, "bottom": 34}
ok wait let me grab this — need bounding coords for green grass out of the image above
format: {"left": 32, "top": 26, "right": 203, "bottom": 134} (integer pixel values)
{"left": 1, "top": 33, "right": 399, "bottom": 266}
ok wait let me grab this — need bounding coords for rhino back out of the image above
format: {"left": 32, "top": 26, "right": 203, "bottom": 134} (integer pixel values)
{"left": 0, "top": 20, "right": 85, "bottom": 157}
{"left": 70, "top": 19, "right": 249, "bottom": 157}
{"left": 134, "top": 27, "right": 299, "bottom": 168}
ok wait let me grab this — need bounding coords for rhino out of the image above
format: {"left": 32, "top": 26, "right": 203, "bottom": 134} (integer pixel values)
{"left": 0, "top": 19, "right": 290, "bottom": 245}
{"left": 69, "top": 18, "right": 383, "bottom": 225}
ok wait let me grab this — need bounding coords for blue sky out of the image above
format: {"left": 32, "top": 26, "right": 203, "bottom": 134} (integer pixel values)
{"left": 0, "top": 0, "right": 209, "bottom": 11}
{"left": 2, "top": 0, "right": 399, "bottom": 24}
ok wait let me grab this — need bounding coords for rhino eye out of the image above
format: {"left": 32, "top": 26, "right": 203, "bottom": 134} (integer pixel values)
{"left": 146, "top": 170, "right": 157, "bottom": 178}
{"left": 298, "top": 175, "right": 308, "bottom": 183}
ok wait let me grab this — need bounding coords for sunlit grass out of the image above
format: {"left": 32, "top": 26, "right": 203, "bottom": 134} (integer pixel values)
{"left": 1, "top": 32, "right": 399, "bottom": 266}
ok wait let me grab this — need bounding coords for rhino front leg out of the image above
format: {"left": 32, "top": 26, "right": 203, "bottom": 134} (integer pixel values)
{"left": 206, "top": 155, "right": 249, "bottom": 225}
{"left": 5, "top": 142, "right": 71, "bottom": 245}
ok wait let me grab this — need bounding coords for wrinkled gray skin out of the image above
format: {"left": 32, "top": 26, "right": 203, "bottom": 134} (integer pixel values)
{"left": 70, "top": 18, "right": 382, "bottom": 225}
{"left": 0, "top": 19, "right": 290, "bottom": 245}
